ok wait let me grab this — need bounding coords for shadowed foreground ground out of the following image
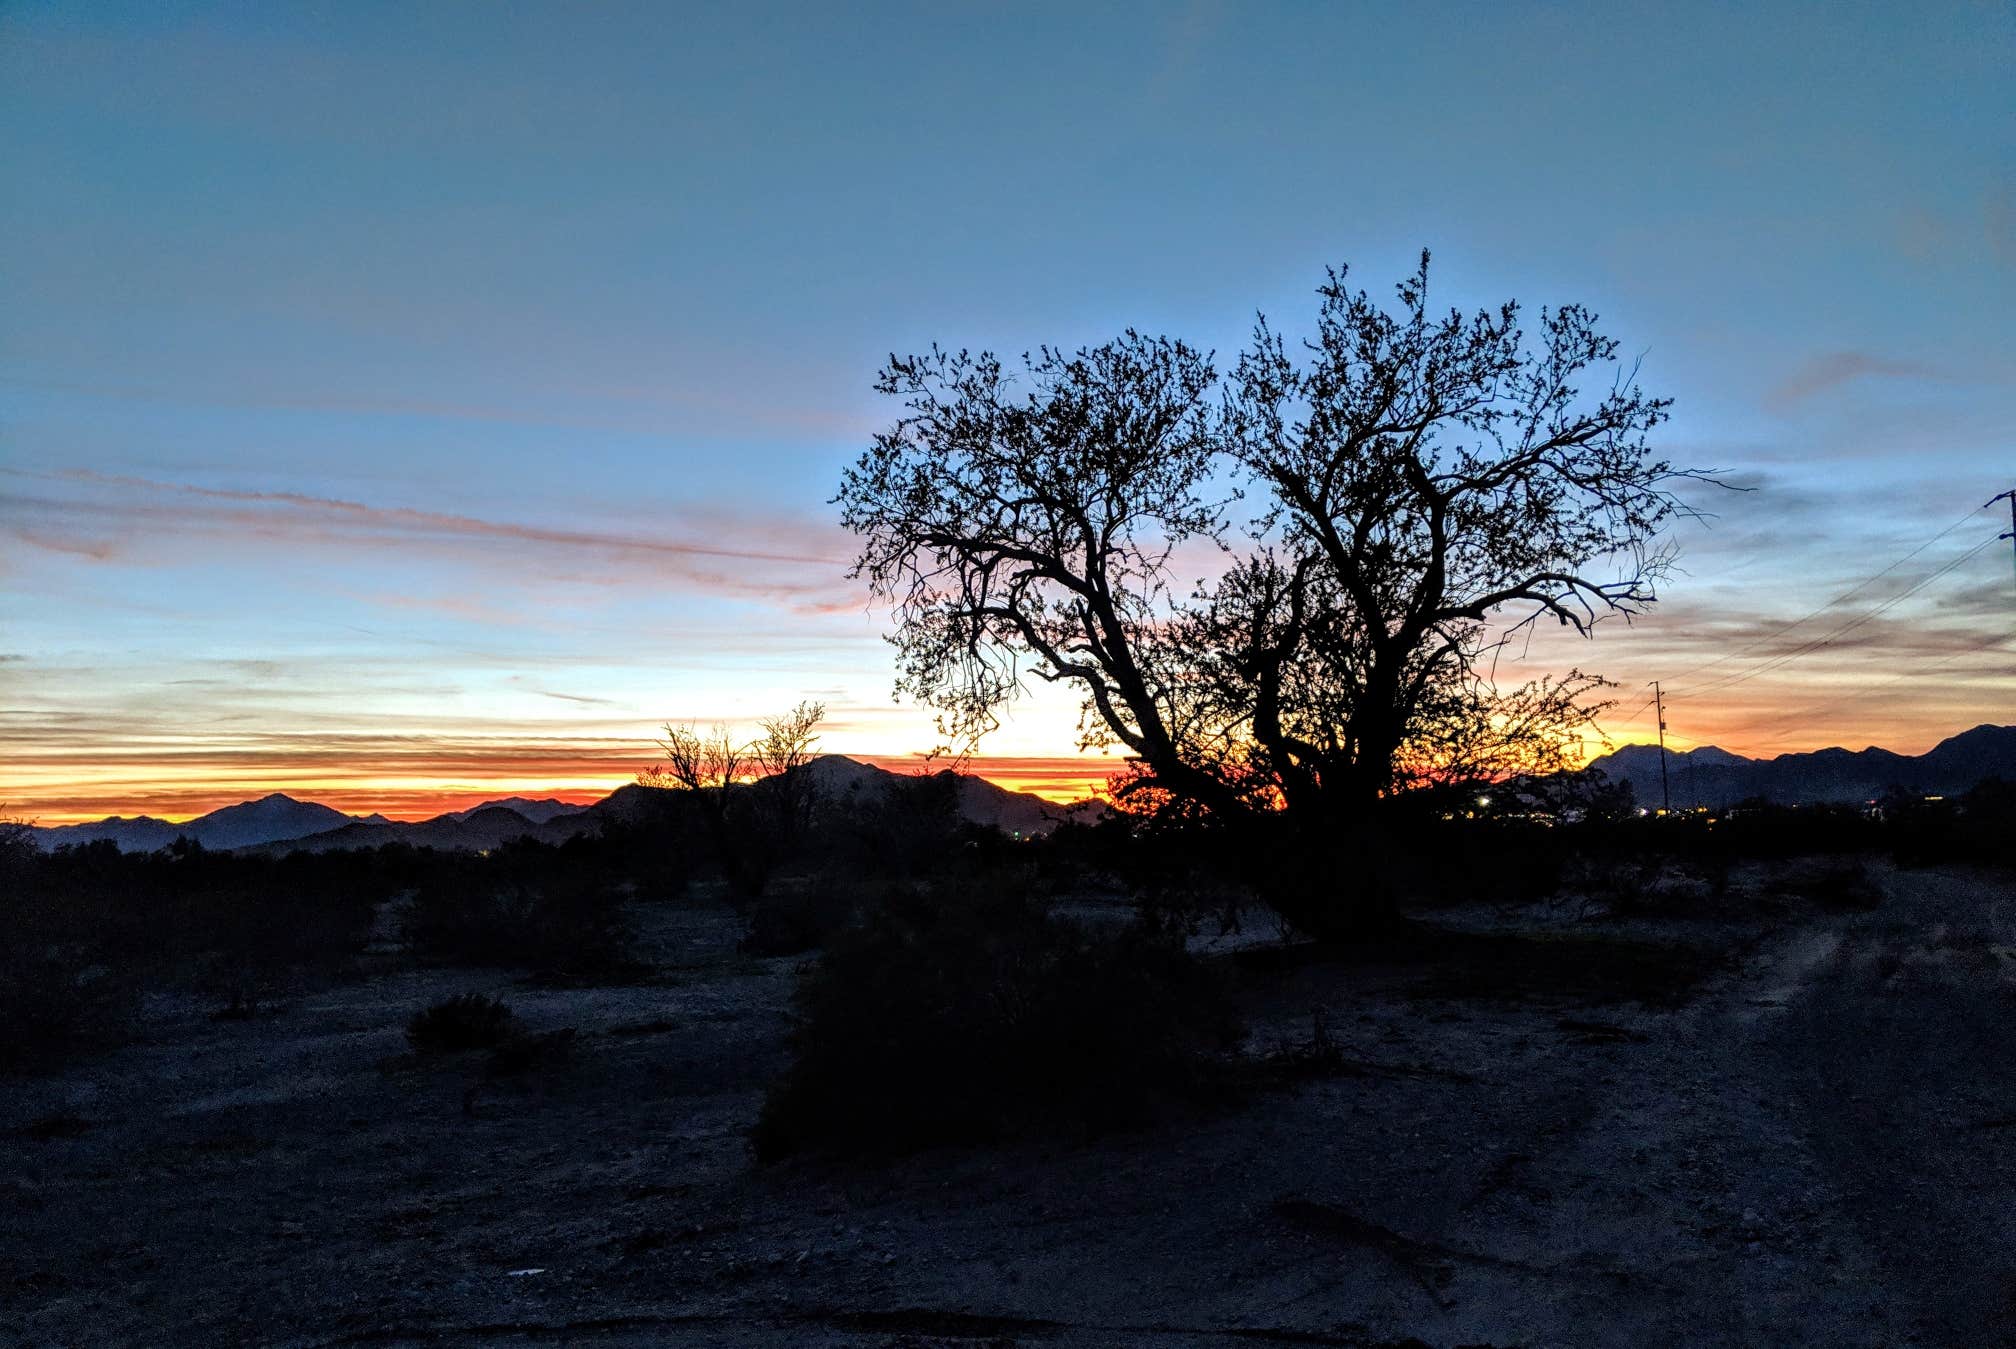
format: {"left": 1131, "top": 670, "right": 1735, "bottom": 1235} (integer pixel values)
{"left": 5, "top": 860, "right": 2013, "bottom": 1347}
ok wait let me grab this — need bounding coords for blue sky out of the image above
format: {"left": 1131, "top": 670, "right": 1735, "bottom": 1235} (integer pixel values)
{"left": 3, "top": 1, "right": 2011, "bottom": 819}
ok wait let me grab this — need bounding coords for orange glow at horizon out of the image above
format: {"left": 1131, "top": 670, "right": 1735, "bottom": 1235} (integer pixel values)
{"left": 10, "top": 752, "right": 1127, "bottom": 826}
{"left": 18, "top": 717, "right": 2016, "bottom": 825}
{"left": 11, "top": 695, "right": 2011, "bottom": 827}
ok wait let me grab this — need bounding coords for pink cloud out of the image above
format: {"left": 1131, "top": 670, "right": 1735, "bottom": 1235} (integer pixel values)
{"left": 1765, "top": 352, "right": 1942, "bottom": 412}
{"left": 1, "top": 468, "right": 870, "bottom": 610}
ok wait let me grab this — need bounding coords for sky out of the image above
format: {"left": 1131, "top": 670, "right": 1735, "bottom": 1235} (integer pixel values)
{"left": 3, "top": 0, "right": 2012, "bottom": 824}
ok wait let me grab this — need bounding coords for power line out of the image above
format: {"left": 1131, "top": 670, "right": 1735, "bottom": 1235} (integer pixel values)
{"left": 1573, "top": 497, "right": 2003, "bottom": 752}
{"left": 1657, "top": 503, "right": 1993, "bottom": 687}
{"left": 1667, "top": 532, "right": 2003, "bottom": 700}
{"left": 1716, "top": 622, "right": 2016, "bottom": 748}
{"left": 1601, "top": 501, "right": 2005, "bottom": 751}
{"left": 1672, "top": 533, "right": 2000, "bottom": 698}
{"left": 1603, "top": 690, "right": 1659, "bottom": 729}
{"left": 1615, "top": 691, "right": 1658, "bottom": 720}
{"left": 1991, "top": 487, "right": 2016, "bottom": 592}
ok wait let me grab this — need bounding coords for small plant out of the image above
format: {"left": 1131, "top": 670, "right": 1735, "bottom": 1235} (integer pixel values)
{"left": 210, "top": 991, "right": 259, "bottom": 1021}
{"left": 1260, "top": 1007, "right": 1348, "bottom": 1080}
{"left": 406, "top": 993, "right": 519, "bottom": 1054}
{"left": 1811, "top": 861, "right": 1883, "bottom": 912}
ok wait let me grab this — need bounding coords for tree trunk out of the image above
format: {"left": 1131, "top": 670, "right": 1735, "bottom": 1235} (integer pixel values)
{"left": 1253, "top": 802, "right": 1412, "bottom": 944}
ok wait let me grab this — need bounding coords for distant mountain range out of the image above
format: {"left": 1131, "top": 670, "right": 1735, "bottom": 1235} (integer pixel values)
{"left": 439, "top": 797, "right": 586, "bottom": 825}
{"left": 25, "top": 757, "right": 1090, "bottom": 855}
{"left": 32, "top": 728, "right": 2014, "bottom": 853}
{"left": 28, "top": 793, "right": 388, "bottom": 853}
{"left": 1584, "top": 724, "right": 2016, "bottom": 809}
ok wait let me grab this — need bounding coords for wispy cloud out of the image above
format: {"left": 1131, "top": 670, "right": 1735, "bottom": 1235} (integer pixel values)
{"left": 0, "top": 371, "right": 867, "bottom": 441}
{"left": 1764, "top": 351, "right": 1940, "bottom": 412}
{"left": 1988, "top": 177, "right": 2015, "bottom": 267}
{"left": 0, "top": 467, "right": 865, "bottom": 610}
{"left": 13, "top": 468, "right": 846, "bottom": 566}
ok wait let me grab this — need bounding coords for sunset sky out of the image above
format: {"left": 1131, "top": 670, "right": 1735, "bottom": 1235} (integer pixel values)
{"left": 4, "top": 1, "right": 2013, "bottom": 824}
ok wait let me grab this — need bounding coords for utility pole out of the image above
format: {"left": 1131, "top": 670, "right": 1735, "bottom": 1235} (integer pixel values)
{"left": 1990, "top": 489, "right": 2016, "bottom": 592}
{"left": 1652, "top": 681, "right": 1671, "bottom": 814}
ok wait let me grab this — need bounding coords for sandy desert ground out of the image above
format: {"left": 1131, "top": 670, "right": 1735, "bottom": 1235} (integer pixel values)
{"left": 5, "top": 857, "right": 2014, "bottom": 1348}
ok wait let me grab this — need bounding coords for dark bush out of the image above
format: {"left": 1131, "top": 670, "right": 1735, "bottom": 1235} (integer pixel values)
{"left": 406, "top": 993, "right": 519, "bottom": 1054}
{"left": 402, "top": 859, "right": 635, "bottom": 981}
{"left": 572, "top": 818, "right": 691, "bottom": 902}
{"left": 752, "top": 884, "right": 1236, "bottom": 1161}
{"left": 401, "top": 880, "right": 529, "bottom": 966}
{"left": 738, "top": 882, "right": 862, "bottom": 956}
{"left": 1391, "top": 817, "right": 1570, "bottom": 909}
{"left": 0, "top": 944, "right": 140, "bottom": 1075}
{"left": 1769, "top": 858, "right": 1883, "bottom": 912}
{"left": 1889, "top": 780, "right": 2016, "bottom": 869}
{"left": 1962, "top": 779, "right": 2016, "bottom": 870}
{"left": 814, "top": 771, "right": 997, "bottom": 881}
{"left": 17, "top": 838, "right": 385, "bottom": 993}
{"left": 3, "top": 829, "right": 140, "bottom": 1073}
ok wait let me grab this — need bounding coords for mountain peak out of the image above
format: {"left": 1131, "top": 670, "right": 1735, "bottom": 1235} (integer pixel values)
{"left": 443, "top": 796, "right": 590, "bottom": 824}
{"left": 1935, "top": 723, "right": 2016, "bottom": 750}
{"left": 1585, "top": 724, "right": 2016, "bottom": 807}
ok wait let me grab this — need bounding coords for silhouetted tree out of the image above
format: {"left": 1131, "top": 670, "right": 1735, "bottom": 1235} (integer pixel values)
{"left": 641, "top": 701, "right": 827, "bottom": 898}
{"left": 751, "top": 699, "right": 826, "bottom": 845}
{"left": 644, "top": 722, "right": 746, "bottom": 799}
{"left": 839, "top": 255, "right": 1701, "bottom": 936}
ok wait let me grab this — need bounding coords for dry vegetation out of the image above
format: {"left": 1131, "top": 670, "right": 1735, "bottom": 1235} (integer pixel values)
{"left": 4, "top": 790, "right": 2015, "bottom": 1345}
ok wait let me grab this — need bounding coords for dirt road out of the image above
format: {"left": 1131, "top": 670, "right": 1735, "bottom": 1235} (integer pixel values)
{"left": 1765, "top": 868, "right": 2016, "bottom": 1344}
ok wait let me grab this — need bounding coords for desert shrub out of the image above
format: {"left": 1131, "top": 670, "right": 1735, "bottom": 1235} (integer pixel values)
{"left": 1552, "top": 851, "right": 1737, "bottom": 919}
{"left": 1888, "top": 780, "right": 2016, "bottom": 869}
{"left": 16, "top": 839, "right": 384, "bottom": 1005}
{"left": 406, "top": 993, "right": 519, "bottom": 1053}
{"left": 0, "top": 944, "right": 140, "bottom": 1075}
{"left": 739, "top": 882, "right": 863, "bottom": 957}
{"left": 401, "top": 879, "right": 530, "bottom": 965}
{"left": 1769, "top": 858, "right": 1883, "bottom": 912}
{"left": 1963, "top": 780, "right": 2016, "bottom": 869}
{"left": 1678, "top": 801, "right": 1877, "bottom": 859}
{"left": 1, "top": 839, "right": 141, "bottom": 1073}
{"left": 402, "top": 861, "right": 635, "bottom": 981}
{"left": 1550, "top": 852, "right": 1654, "bottom": 916}
{"left": 187, "top": 859, "right": 379, "bottom": 1004}
{"left": 752, "top": 885, "right": 1236, "bottom": 1160}
{"left": 1256, "top": 1007, "right": 1350, "bottom": 1081}
{"left": 814, "top": 771, "right": 995, "bottom": 882}
{"left": 570, "top": 819, "right": 690, "bottom": 902}
{"left": 0, "top": 818, "right": 37, "bottom": 893}
{"left": 1403, "top": 818, "right": 1570, "bottom": 908}
{"left": 1030, "top": 810, "right": 1257, "bottom": 936}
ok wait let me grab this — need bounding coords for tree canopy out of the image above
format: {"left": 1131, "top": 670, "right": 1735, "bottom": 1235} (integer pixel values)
{"left": 839, "top": 255, "right": 1700, "bottom": 905}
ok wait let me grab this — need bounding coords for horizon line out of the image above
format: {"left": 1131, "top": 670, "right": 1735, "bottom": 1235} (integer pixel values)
{"left": 18, "top": 722, "right": 2011, "bottom": 828}
{"left": 13, "top": 752, "right": 1128, "bottom": 827}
